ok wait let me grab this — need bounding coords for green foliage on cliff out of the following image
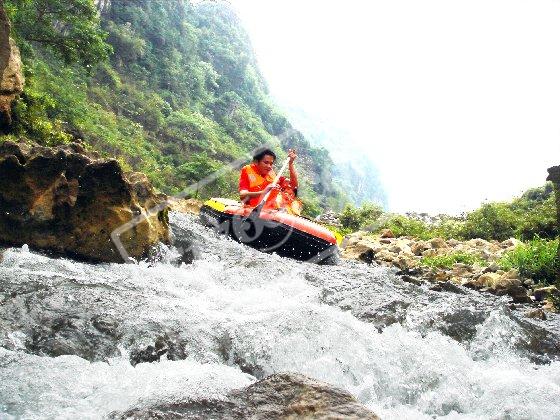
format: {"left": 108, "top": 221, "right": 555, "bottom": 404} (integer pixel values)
{"left": 6, "top": 0, "right": 344, "bottom": 213}
{"left": 6, "top": 0, "right": 111, "bottom": 65}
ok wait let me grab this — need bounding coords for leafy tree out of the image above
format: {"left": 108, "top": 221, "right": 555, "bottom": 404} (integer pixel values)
{"left": 6, "top": 0, "right": 111, "bottom": 65}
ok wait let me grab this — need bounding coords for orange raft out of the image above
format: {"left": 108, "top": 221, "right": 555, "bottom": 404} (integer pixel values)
{"left": 199, "top": 198, "right": 342, "bottom": 263}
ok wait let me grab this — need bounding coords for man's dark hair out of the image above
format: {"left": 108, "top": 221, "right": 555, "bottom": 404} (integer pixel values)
{"left": 253, "top": 148, "right": 276, "bottom": 162}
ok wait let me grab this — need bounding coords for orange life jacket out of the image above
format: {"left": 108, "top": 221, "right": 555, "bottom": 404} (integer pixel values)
{"left": 241, "top": 164, "right": 302, "bottom": 215}
{"left": 241, "top": 163, "right": 277, "bottom": 207}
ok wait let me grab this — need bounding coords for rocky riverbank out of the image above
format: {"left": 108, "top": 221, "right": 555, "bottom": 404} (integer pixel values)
{"left": 342, "top": 230, "right": 558, "bottom": 315}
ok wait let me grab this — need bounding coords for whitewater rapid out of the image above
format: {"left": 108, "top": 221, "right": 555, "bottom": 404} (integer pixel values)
{"left": 1, "top": 212, "right": 559, "bottom": 419}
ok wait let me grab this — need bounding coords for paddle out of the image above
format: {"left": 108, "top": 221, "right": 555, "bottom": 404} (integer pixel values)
{"left": 249, "top": 156, "right": 291, "bottom": 218}
{"left": 235, "top": 157, "right": 291, "bottom": 245}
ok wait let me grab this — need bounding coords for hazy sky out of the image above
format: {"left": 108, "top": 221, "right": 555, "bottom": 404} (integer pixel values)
{"left": 231, "top": 0, "right": 560, "bottom": 214}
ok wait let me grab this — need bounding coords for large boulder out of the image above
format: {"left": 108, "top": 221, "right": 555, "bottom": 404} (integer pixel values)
{"left": 0, "top": 140, "right": 169, "bottom": 262}
{"left": 0, "top": 4, "right": 24, "bottom": 130}
{"left": 112, "top": 373, "right": 379, "bottom": 419}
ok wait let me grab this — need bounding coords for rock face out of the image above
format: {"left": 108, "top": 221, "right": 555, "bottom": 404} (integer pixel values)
{"left": 0, "top": 140, "right": 169, "bottom": 262}
{"left": 113, "top": 373, "right": 379, "bottom": 420}
{"left": 546, "top": 165, "right": 560, "bottom": 282}
{"left": 0, "top": 3, "right": 24, "bottom": 130}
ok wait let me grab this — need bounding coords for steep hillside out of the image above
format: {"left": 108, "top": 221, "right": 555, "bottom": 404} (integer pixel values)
{"left": 5, "top": 0, "right": 347, "bottom": 215}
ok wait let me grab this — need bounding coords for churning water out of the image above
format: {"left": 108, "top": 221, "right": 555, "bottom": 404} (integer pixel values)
{"left": 1, "top": 212, "right": 559, "bottom": 419}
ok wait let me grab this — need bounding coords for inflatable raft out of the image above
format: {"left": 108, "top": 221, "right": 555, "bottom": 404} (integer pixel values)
{"left": 199, "top": 198, "right": 342, "bottom": 263}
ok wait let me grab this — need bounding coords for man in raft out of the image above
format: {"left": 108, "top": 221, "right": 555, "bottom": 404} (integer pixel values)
{"left": 238, "top": 148, "right": 302, "bottom": 215}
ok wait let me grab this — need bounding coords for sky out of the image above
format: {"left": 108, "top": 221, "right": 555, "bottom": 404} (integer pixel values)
{"left": 230, "top": 0, "right": 560, "bottom": 214}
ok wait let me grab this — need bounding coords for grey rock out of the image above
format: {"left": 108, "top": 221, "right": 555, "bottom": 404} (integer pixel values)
{"left": 111, "top": 373, "right": 380, "bottom": 420}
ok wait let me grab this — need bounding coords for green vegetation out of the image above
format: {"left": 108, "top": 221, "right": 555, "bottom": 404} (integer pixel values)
{"left": 498, "top": 238, "right": 559, "bottom": 286}
{"left": 459, "top": 185, "right": 557, "bottom": 241}
{"left": 5, "top": 0, "right": 346, "bottom": 214}
{"left": 343, "top": 183, "right": 556, "bottom": 242}
{"left": 420, "top": 252, "right": 485, "bottom": 269}
{"left": 6, "top": 0, "right": 111, "bottom": 65}
{"left": 339, "top": 203, "right": 383, "bottom": 231}
{"left": 378, "top": 215, "right": 464, "bottom": 241}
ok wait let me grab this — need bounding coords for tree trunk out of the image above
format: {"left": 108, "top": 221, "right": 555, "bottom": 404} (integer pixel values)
{"left": 0, "top": 0, "right": 24, "bottom": 132}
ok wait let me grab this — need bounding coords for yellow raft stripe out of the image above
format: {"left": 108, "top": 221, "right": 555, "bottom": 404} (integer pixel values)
{"left": 203, "top": 199, "right": 227, "bottom": 212}
{"left": 332, "top": 231, "right": 344, "bottom": 246}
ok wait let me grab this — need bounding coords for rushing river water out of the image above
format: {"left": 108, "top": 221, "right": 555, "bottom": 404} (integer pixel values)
{"left": 1, "top": 212, "right": 560, "bottom": 419}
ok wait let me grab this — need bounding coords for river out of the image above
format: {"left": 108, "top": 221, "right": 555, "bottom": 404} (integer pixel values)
{"left": 1, "top": 212, "right": 559, "bottom": 419}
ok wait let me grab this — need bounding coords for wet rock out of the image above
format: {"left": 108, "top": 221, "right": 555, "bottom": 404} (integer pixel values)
{"left": 428, "top": 269, "right": 451, "bottom": 283}
{"left": 379, "top": 238, "right": 392, "bottom": 244}
{"left": 357, "top": 300, "right": 411, "bottom": 331}
{"left": 91, "top": 314, "right": 120, "bottom": 337}
{"left": 506, "top": 286, "right": 532, "bottom": 304}
{"left": 130, "top": 338, "right": 169, "bottom": 366}
{"left": 0, "top": 141, "right": 169, "bottom": 262}
{"left": 25, "top": 314, "right": 121, "bottom": 361}
{"left": 429, "top": 282, "right": 466, "bottom": 295}
{"left": 463, "top": 279, "right": 483, "bottom": 290}
{"left": 400, "top": 275, "right": 424, "bottom": 286}
{"left": 438, "top": 309, "right": 488, "bottom": 342}
{"left": 393, "top": 255, "right": 418, "bottom": 270}
{"left": 525, "top": 308, "right": 547, "bottom": 320}
{"left": 112, "top": 373, "right": 380, "bottom": 419}
{"left": 533, "top": 286, "right": 559, "bottom": 302}
{"left": 513, "top": 316, "right": 560, "bottom": 363}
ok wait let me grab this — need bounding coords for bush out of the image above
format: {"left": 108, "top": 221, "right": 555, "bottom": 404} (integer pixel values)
{"left": 459, "top": 202, "right": 518, "bottom": 241}
{"left": 372, "top": 215, "right": 462, "bottom": 240}
{"left": 498, "top": 238, "right": 559, "bottom": 284}
{"left": 379, "top": 215, "right": 433, "bottom": 240}
{"left": 421, "top": 252, "right": 485, "bottom": 269}
{"left": 514, "top": 195, "right": 558, "bottom": 241}
{"left": 339, "top": 202, "right": 383, "bottom": 231}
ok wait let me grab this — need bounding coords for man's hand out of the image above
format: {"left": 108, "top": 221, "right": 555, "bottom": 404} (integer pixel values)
{"left": 264, "top": 184, "right": 281, "bottom": 193}
{"left": 288, "top": 149, "right": 297, "bottom": 164}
